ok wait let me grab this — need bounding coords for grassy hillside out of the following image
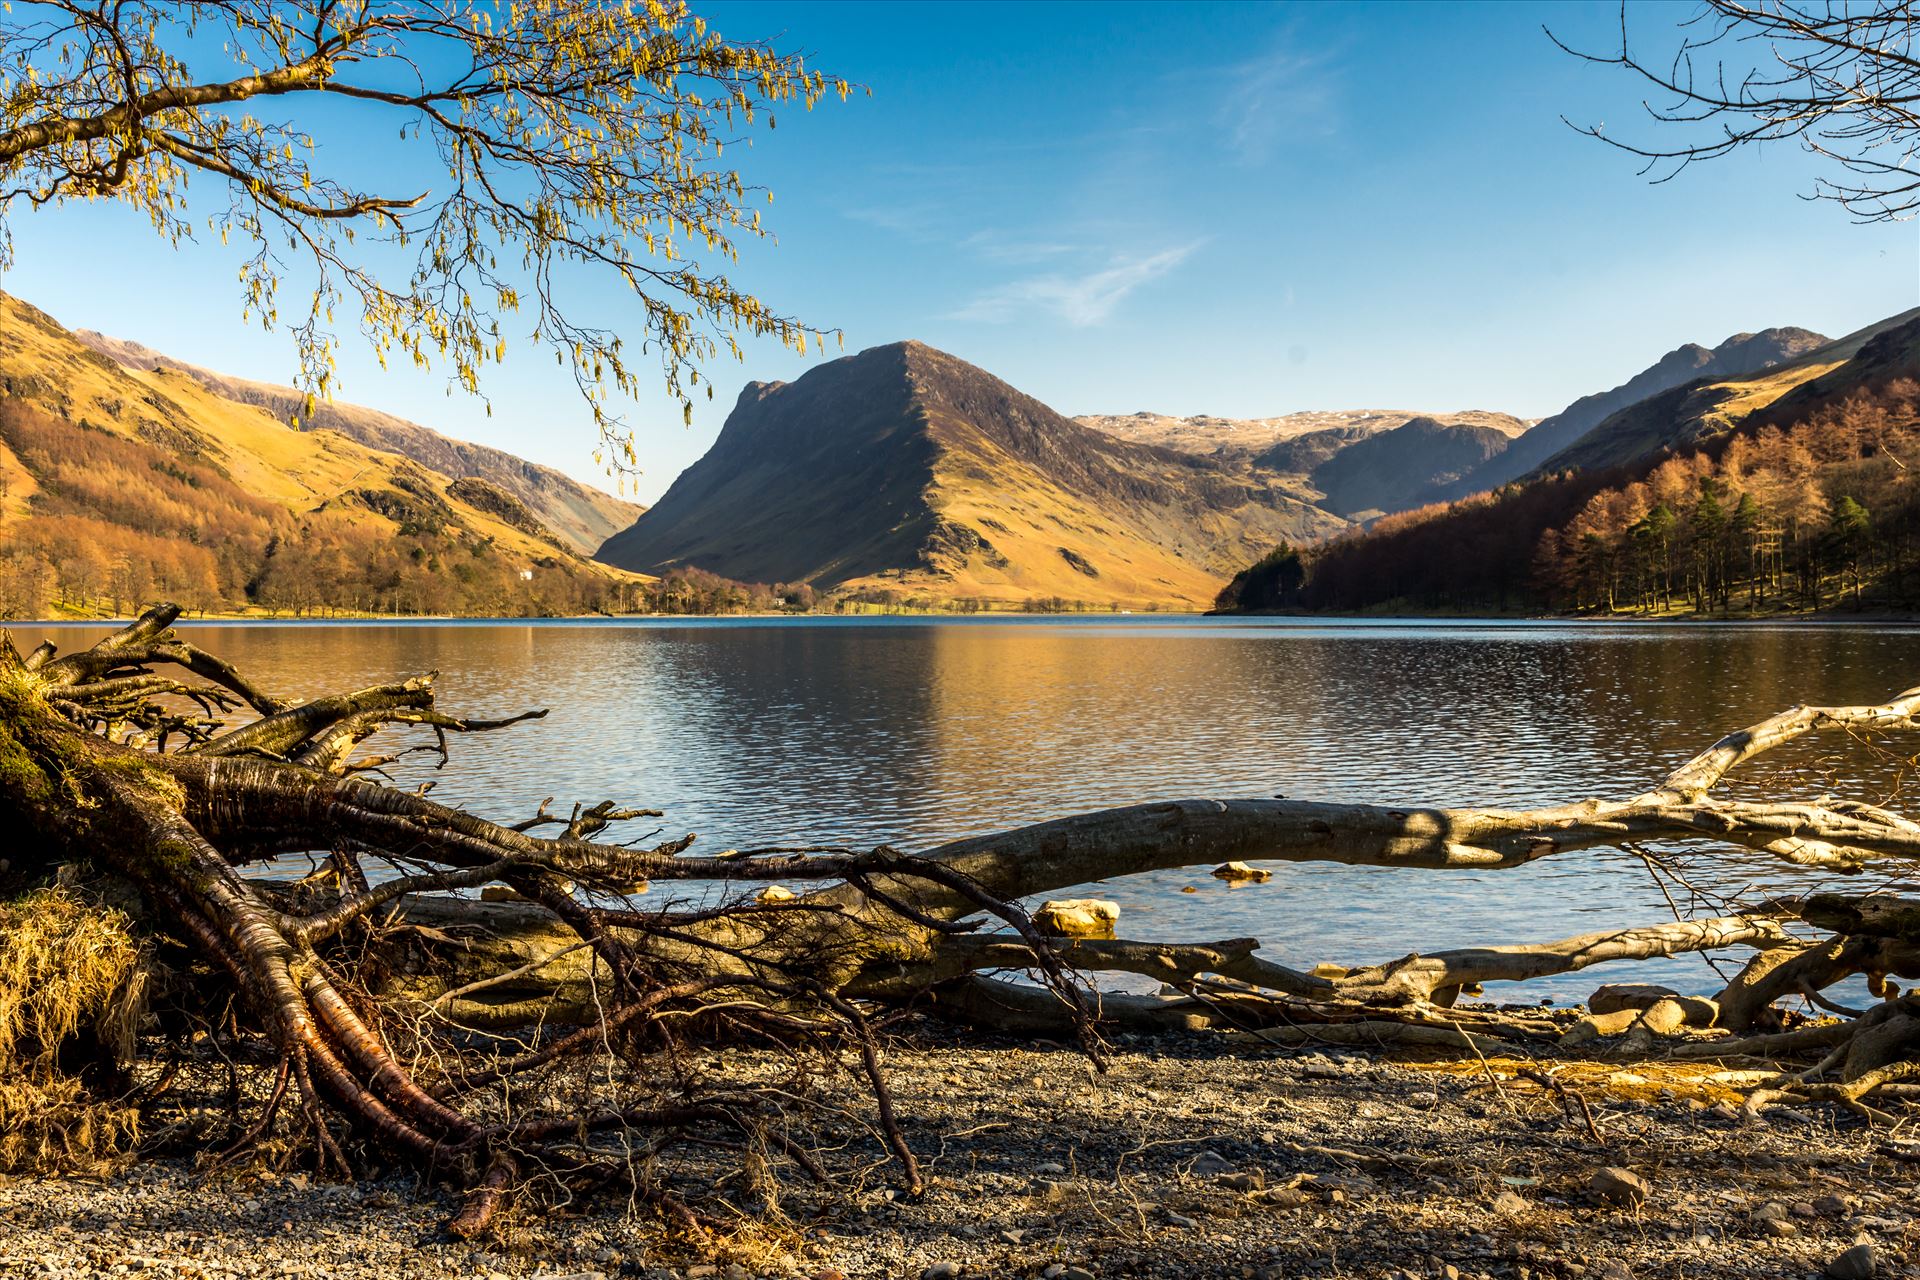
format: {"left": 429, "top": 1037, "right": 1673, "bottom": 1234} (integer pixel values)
{"left": 73, "top": 330, "right": 643, "bottom": 555}
{"left": 0, "top": 294, "right": 643, "bottom": 618}
{"left": 600, "top": 342, "right": 1347, "bottom": 610}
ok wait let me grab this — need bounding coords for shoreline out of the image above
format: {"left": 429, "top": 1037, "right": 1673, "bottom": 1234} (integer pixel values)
{"left": 11, "top": 609, "right": 1920, "bottom": 627}
{"left": 5, "top": 1025, "right": 1915, "bottom": 1280}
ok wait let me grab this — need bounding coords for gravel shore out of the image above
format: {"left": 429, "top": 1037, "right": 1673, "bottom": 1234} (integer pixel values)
{"left": 3, "top": 1024, "right": 1916, "bottom": 1280}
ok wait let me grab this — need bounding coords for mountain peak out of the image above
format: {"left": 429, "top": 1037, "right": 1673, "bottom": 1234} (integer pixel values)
{"left": 599, "top": 341, "right": 1343, "bottom": 605}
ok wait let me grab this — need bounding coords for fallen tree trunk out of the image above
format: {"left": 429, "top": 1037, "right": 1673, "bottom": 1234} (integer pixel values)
{"left": 3, "top": 604, "right": 1917, "bottom": 1235}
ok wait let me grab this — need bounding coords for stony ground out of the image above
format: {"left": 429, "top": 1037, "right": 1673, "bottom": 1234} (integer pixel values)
{"left": 2, "top": 1024, "right": 1917, "bottom": 1280}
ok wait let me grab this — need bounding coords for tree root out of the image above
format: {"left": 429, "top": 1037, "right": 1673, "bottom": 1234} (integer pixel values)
{"left": 2, "top": 603, "right": 1918, "bottom": 1236}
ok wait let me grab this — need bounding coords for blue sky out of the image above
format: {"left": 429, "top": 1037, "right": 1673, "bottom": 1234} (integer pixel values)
{"left": 4, "top": 1, "right": 1915, "bottom": 503}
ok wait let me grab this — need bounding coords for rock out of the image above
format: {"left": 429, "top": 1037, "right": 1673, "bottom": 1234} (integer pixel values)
{"left": 1059, "top": 1270, "right": 1095, "bottom": 1280}
{"left": 1597, "top": 1266, "right": 1635, "bottom": 1280}
{"left": 1218, "top": 1170, "right": 1266, "bottom": 1192}
{"left": 1261, "top": 1187, "right": 1311, "bottom": 1208}
{"left": 1188, "top": 1151, "right": 1232, "bottom": 1176}
{"left": 1815, "top": 1194, "right": 1857, "bottom": 1218}
{"left": 1162, "top": 1212, "right": 1198, "bottom": 1229}
{"left": 756, "top": 885, "right": 797, "bottom": 903}
{"left": 1492, "top": 1190, "right": 1529, "bottom": 1216}
{"left": 1588, "top": 983, "right": 1682, "bottom": 1015}
{"left": 1033, "top": 899, "right": 1120, "bottom": 938}
{"left": 1825, "top": 1243, "right": 1877, "bottom": 1279}
{"left": 1588, "top": 1166, "right": 1651, "bottom": 1208}
{"left": 1034, "top": 1161, "right": 1066, "bottom": 1176}
{"left": 1033, "top": 1179, "right": 1068, "bottom": 1205}
{"left": 1210, "top": 861, "right": 1271, "bottom": 883}
{"left": 1755, "top": 1201, "right": 1798, "bottom": 1237}
{"left": 920, "top": 1265, "right": 962, "bottom": 1280}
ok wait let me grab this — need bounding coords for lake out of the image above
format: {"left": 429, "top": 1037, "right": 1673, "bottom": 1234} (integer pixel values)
{"left": 12, "top": 615, "right": 1920, "bottom": 1000}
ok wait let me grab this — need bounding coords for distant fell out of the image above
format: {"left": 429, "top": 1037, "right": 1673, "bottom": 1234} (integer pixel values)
{"left": 597, "top": 341, "right": 1345, "bottom": 608}
{"left": 1078, "top": 407, "right": 1529, "bottom": 462}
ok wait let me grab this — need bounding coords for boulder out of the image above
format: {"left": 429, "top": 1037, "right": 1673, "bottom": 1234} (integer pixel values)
{"left": 1826, "top": 1243, "right": 1878, "bottom": 1280}
{"left": 1587, "top": 983, "right": 1681, "bottom": 1015}
{"left": 1587, "top": 1165, "right": 1651, "bottom": 1208}
{"left": 1211, "top": 861, "right": 1272, "bottom": 883}
{"left": 1034, "top": 899, "right": 1120, "bottom": 938}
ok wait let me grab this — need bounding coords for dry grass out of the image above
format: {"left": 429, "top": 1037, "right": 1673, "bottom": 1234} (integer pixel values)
{"left": 0, "top": 888, "right": 144, "bottom": 1174}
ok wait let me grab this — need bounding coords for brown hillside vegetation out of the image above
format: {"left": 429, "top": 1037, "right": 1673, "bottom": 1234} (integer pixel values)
{"left": 599, "top": 341, "right": 1348, "bottom": 609}
{"left": 0, "top": 294, "right": 642, "bottom": 618}
{"left": 73, "top": 330, "right": 644, "bottom": 556}
{"left": 1264, "top": 313, "right": 1920, "bottom": 615}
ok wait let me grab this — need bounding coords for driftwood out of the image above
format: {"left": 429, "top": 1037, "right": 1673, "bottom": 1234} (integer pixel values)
{"left": 2, "top": 603, "right": 1917, "bottom": 1235}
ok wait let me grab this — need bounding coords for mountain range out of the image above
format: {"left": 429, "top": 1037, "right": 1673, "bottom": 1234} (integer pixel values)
{"left": 4, "top": 279, "right": 1903, "bottom": 617}
{"left": 597, "top": 317, "right": 1856, "bottom": 607}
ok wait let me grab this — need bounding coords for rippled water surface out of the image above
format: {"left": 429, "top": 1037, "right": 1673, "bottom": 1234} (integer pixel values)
{"left": 18, "top": 616, "right": 1920, "bottom": 997}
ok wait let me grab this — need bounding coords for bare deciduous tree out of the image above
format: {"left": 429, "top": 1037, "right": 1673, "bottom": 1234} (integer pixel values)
{"left": 1557, "top": 0, "right": 1920, "bottom": 221}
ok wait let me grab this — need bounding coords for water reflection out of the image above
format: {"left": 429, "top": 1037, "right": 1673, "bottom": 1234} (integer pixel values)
{"left": 14, "top": 616, "right": 1920, "bottom": 997}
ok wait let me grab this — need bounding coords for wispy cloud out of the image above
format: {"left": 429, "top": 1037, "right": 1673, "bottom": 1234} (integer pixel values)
{"left": 1218, "top": 38, "right": 1341, "bottom": 165}
{"left": 951, "top": 242, "right": 1205, "bottom": 327}
{"left": 958, "top": 229, "right": 1080, "bottom": 266}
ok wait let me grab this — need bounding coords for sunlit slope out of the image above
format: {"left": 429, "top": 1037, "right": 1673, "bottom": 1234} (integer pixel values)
{"left": 0, "top": 292, "right": 641, "bottom": 614}
{"left": 73, "top": 329, "right": 643, "bottom": 555}
{"left": 1538, "top": 309, "right": 1920, "bottom": 475}
{"left": 1447, "top": 326, "right": 1835, "bottom": 497}
{"left": 597, "top": 341, "right": 1345, "bottom": 609}
{"left": 1077, "top": 408, "right": 1530, "bottom": 460}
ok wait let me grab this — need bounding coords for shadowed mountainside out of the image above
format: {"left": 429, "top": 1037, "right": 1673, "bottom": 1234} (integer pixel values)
{"left": 598, "top": 341, "right": 1347, "bottom": 608}
{"left": 1308, "top": 417, "right": 1521, "bottom": 518}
